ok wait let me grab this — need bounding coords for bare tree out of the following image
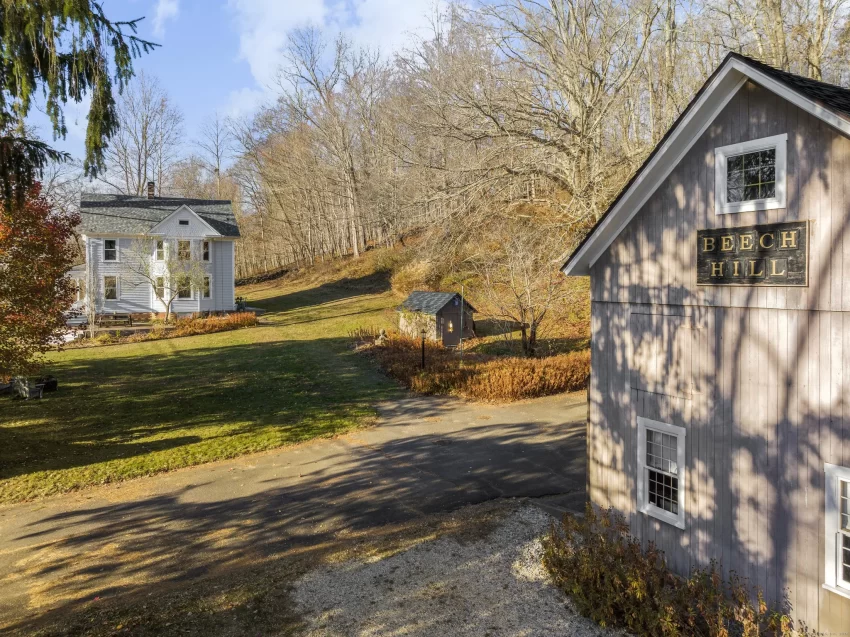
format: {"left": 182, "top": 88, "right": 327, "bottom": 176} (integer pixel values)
{"left": 195, "top": 113, "right": 234, "bottom": 198}
{"left": 124, "top": 237, "right": 208, "bottom": 322}
{"left": 100, "top": 72, "right": 185, "bottom": 196}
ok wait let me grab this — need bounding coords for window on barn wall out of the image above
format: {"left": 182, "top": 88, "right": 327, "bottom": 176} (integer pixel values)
{"left": 638, "top": 417, "right": 686, "bottom": 529}
{"left": 824, "top": 463, "right": 850, "bottom": 598}
{"left": 715, "top": 133, "right": 787, "bottom": 215}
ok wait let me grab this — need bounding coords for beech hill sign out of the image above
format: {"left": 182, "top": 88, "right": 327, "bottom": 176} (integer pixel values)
{"left": 696, "top": 221, "right": 808, "bottom": 286}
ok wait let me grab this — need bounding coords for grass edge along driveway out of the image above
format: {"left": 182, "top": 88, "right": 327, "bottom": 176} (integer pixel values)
{"left": 0, "top": 277, "right": 401, "bottom": 504}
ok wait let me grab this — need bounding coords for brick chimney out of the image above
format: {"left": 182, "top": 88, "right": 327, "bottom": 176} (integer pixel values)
{"left": 147, "top": 181, "right": 155, "bottom": 199}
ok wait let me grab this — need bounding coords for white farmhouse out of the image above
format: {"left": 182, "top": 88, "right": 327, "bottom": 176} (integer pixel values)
{"left": 76, "top": 184, "right": 240, "bottom": 318}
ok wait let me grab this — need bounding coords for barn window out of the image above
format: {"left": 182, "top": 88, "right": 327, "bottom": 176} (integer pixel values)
{"left": 103, "top": 239, "right": 117, "bottom": 261}
{"left": 638, "top": 417, "right": 686, "bottom": 529}
{"left": 824, "top": 463, "right": 850, "bottom": 598}
{"left": 103, "top": 276, "right": 118, "bottom": 300}
{"left": 715, "top": 133, "right": 787, "bottom": 215}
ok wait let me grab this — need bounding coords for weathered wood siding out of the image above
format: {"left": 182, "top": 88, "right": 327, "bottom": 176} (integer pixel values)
{"left": 588, "top": 80, "right": 850, "bottom": 633}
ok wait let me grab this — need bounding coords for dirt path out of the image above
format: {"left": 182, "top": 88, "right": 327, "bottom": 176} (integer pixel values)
{"left": 0, "top": 391, "right": 588, "bottom": 634}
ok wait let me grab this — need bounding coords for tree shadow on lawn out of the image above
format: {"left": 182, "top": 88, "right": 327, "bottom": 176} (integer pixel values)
{"left": 1, "top": 408, "right": 587, "bottom": 635}
{"left": 247, "top": 270, "right": 392, "bottom": 314}
{"left": 0, "top": 336, "right": 403, "bottom": 493}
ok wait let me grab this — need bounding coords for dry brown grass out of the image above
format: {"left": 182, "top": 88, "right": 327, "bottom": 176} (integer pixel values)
{"left": 358, "top": 333, "right": 589, "bottom": 402}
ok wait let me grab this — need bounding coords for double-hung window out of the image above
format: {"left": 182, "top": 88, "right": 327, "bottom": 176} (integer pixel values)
{"left": 638, "top": 417, "right": 686, "bottom": 529}
{"left": 203, "top": 276, "right": 211, "bottom": 299}
{"left": 178, "top": 240, "right": 191, "bottom": 261}
{"left": 103, "top": 276, "right": 118, "bottom": 300}
{"left": 824, "top": 463, "right": 850, "bottom": 598}
{"left": 715, "top": 133, "right": 787, "bottom": 215}
{"left": 103, "top": 239, "right": 118, "bottom": 261}
{"left": 202, "top": 240, "right": 210, "bottom": 262}
{"left": 155, "top": 240, "right": 165, "bottom": 261}
{"left": 177, "top": 277, "right": 192, "bottom": 299}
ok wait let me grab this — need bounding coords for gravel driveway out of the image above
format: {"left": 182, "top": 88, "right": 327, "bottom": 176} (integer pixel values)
{"left": 293, "top": 503, "right": 624, "bottom": 637}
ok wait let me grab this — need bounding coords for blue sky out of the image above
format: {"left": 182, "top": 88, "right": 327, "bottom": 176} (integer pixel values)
{"left": 34, "top": 0, "right": 444, "bottom": 161}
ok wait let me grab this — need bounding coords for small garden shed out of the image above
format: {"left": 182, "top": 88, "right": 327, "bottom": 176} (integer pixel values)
{"left": 398, "top": 291, "right": 475, "bottom": 347}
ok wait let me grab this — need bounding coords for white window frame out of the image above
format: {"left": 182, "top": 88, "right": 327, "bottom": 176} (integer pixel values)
{"left": 103, "top": 275, "right": 119, "bottom": 301}
{"left": 637, "top": 417, "right": 686, "bottom": 530}
{"left": 103, "top": 239, "right": 119, "bottom": 262}
{"left": 153, "top": 276, "right": 165, "bottom": 304}
{"left": 202, "top": 275, "right": 212, "bottom": 299}
{"left": 155, "top": 240, "right": 165, "bottom": 261}
{"left": 202, "top": 240, "right": 210, "bottom": 262}
{"left": 177, "top": 240, "right": 191, "bottom": 261}
{"left": 824, "top": 463, "right": 850, "bottom": 600}
{"left": 176, "top": 276, "right": 192, "bottom": 300}
{"left": 715, "top": 133, "right": 787, "bottom": 215}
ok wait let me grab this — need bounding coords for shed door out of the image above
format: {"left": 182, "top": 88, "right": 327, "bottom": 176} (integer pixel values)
{"left": 441, "top": 310, "right": 461, "bottom": 347}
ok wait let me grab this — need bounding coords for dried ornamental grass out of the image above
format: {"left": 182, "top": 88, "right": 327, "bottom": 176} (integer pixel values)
{"left": 359, "top": 333, "right": 589, "bottom": 402}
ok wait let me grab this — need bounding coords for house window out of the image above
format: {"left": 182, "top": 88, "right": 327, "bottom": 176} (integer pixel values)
{"left": 824, "top": 463, "right": 850, "bottom": 598}
{"left": 178, "top": 240, "right": 191, "bottom": 261}
{"left": 154, "top": 277, "right": 165, "bottom": 301}
{"left": 715, "top": 133, "right": 787, "bottom": 215}
{"left": 202, "top": 240, "right": 210, "bottom": 261}
{"left": 103, "top": 276, "right": 118, "bottom": 300}
{"left": 177, "top": 277, "right": 192, "bottom": 299}
{"left": 637, "top": 417, "right": 686, "bottom": 529}
{"left": 179, "top": 219, "right": 189, "bottom": 226}
{"left": 73, "top": 278, "right": 86, "bottom": 303}
{"left": 104, "top": 239, "right": 117, "bottom": 261}
{"left": 155, "top": 240, "right": 165, "bottom": 261}
{"left": 203, "top": 276, "right": 211, "bottom": 299}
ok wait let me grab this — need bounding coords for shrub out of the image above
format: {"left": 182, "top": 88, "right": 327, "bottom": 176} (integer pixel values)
{"left": 389, "top": 259, "right": 442, "bottom": 296}
{"left": 359, "top": 333, "right": 590, "bottom": 401}
{"left": 543, "top": 505, "right": 813, "bottom": 637}
{"left": 171, "top": 312, "right": 258, "bottom": 338}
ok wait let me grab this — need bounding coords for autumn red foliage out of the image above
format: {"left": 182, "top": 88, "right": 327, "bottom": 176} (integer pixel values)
{"left": 0, "top": 184, "right": 80, "bottom": 379}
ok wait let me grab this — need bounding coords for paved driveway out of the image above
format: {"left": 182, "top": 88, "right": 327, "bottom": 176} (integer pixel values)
{"left": 0, "top": 391, "right": 588, "bottom": 631}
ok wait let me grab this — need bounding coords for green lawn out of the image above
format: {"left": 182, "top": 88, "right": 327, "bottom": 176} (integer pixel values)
{"left": 0, "top": 271, "right": 401, "bottom": 503}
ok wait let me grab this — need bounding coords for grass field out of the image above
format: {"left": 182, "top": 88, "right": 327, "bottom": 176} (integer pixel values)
{"left": 0, "top": 266, "right": 401, "bottom": 503}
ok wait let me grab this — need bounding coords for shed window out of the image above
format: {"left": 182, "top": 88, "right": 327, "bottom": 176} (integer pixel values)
{"left": 178, "top": 240, "right": 191, "bottom": 261}
{"left": 103, "top": 276, "right": 118, "bottom": 300}
{"left": 715, "top": 134, "right": 787, "bottom": 215}
{"left": 202, "top": 240, "right": 210, "bottom": 261}
{"left": 824, "top": 463, "right": 850, "bottom": 598}
{"left": 155, "top": 240, "right": 165, "bottom": 261}
{"left": 638, "top": 417, "right": 686, "bottom": 529}
{"left": 103, "top": 239, "right": 117, "bottom": 261}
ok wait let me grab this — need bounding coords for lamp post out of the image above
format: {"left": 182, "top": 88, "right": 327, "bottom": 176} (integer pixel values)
{"left": 421, "top": 328, "right": 426, "bottom": 369}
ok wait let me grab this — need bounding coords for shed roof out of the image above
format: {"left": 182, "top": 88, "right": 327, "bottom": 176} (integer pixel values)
{"left": 561, "top": 52, "right": 850, "bottom": 276}
{"left": 399, "top": 291, "right": 476, "bottom": 315}
{"left": 79, "top": 193, "right": 240, "bottom": 237}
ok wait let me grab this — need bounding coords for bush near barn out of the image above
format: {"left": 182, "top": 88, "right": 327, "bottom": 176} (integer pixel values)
{"left": 355, "top": 332, "right": 589, "bottom": 402}
{"left": 543, "top": 505, "right": 813, "bottom": 637}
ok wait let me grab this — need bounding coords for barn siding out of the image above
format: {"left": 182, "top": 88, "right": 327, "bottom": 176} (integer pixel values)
{"left": 588, "top": 79, "right": 850, "bottom": 633}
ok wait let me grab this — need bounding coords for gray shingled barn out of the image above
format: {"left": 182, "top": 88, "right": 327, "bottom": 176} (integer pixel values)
{"left": 398, "top": 292, "right": 475, "bottom": 347}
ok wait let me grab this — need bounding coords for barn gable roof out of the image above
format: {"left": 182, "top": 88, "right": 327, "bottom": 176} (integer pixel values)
{"left": 399, "top": 291, "right": 476, "bottom": 315}
{"left": 79, "top": 193, "right": 240, "bottom": 238}
{"left": 561, "top": 52, "right": 850, "bottom": 276}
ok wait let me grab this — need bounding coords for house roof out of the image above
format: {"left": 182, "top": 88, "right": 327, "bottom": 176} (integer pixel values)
{"left": 561, "top": 52, "right": 850, "bottom": 276}
{"left": 399, "top": 291, "right": 476, "bottom": 315}
{"left": 79, "top": 193, "right": 240, "bottom": 237}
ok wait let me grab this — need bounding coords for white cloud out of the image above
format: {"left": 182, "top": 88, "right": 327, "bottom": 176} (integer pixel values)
{"left": 153, "top": 0, "right": 180, "bottom": 38}
{"left": 227, "top": 0, "right": 447, "bottom": 89}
